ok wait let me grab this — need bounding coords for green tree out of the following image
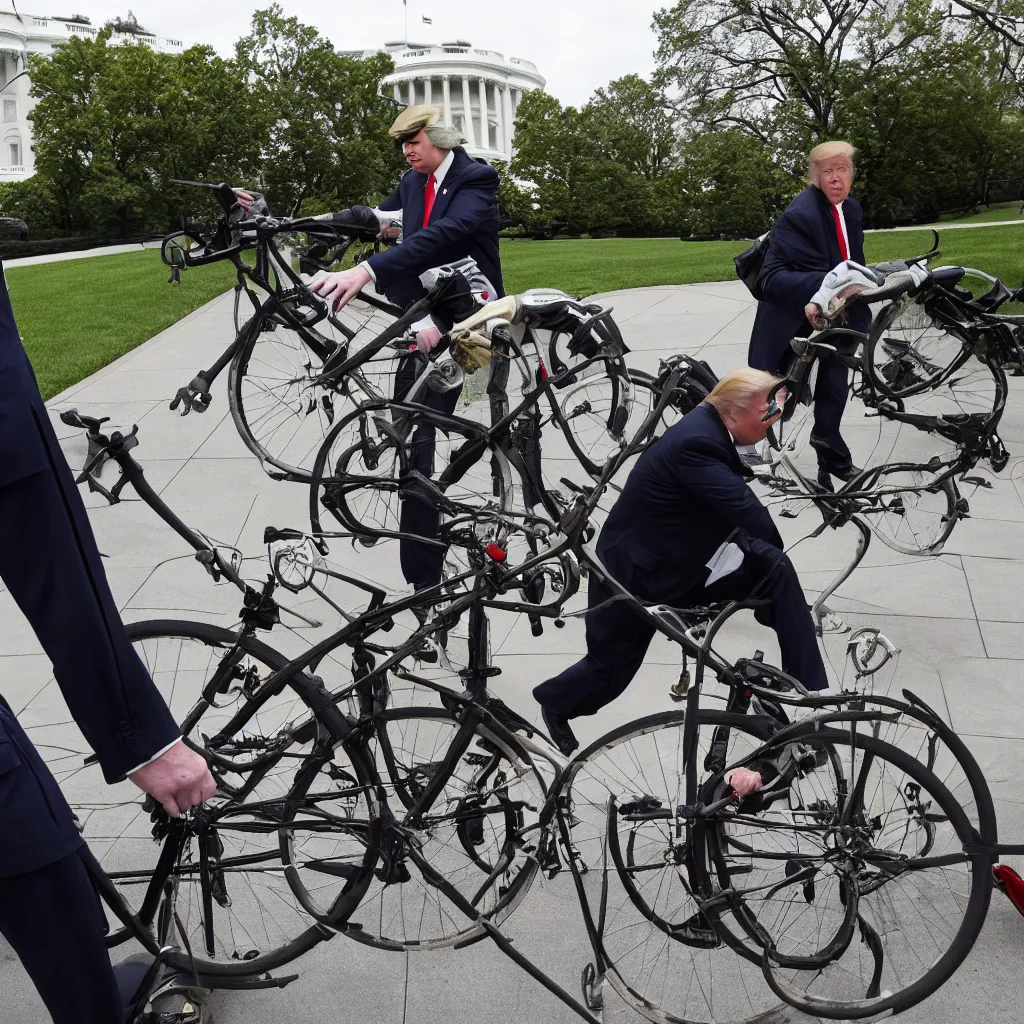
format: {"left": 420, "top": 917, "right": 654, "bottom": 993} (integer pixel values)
{"left": 235, "top": 5, "right": 404, "bottom": 216}
{"left": 28, "top": 31, "right": 265, "bottom": 236}
{"left": 836, "top": 38, "right": 1017, "bottom": 224}
{"left": 510, "top": 88, "right": 675, "bottom": 236}
{"left": 586, "top": 74, "right": 677, "bottom": 181}
{"left": 676, "top": 130, "right": 794, "bottom": 236}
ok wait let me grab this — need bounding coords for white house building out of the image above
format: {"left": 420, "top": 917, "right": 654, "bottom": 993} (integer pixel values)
{"left": 0, "top": 11, "right": 183, "bottom": 181}
{"left": 344, "top": 40, "right": 546, "bottom": 164}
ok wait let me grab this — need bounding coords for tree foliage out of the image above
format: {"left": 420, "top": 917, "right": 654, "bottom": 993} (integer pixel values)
{"left": 17, "top": 5, "right": 401, "bottom": 237}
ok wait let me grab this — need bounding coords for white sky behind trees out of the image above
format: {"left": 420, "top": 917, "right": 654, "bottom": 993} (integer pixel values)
{"left": 30, "top": 0, "right": 666, "bottom": 107}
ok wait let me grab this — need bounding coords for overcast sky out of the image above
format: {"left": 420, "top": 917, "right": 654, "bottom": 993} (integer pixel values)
{"left": 33, "top": 0, "right": 667, "bottom": 107}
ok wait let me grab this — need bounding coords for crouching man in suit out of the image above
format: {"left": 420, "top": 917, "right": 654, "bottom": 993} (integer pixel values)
{"left": 533, "top": 368, "right": 828, "bottom": 756}
{"left": 0, "top": 263, "right": 215, "bottom": 1022}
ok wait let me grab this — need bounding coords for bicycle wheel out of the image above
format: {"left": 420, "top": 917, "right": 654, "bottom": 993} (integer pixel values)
{"left": 710, "top": 726, "right": 991, "bottom": 1020}
{"left": 547, "top": 708, "right": 798, "bottom": 1024}
{"left": 229, "top": 300, "right": 396, "bottom": 479}
{"left": 863, "top": 297, "right": 971, "bottom": 400}
{"left": 855, "top": 463, "right": 960, "bottom": 555}
{"left": 285, "top": 705, "right": 544, "bottom": 950}
{"left": 48, "top": 620, "right": 379, "bottom": 977}
{"left": 309, "top": 402, "right": 510, "bottom": 542}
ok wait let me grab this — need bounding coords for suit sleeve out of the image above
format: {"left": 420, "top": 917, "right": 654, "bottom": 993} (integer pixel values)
{"left": 674, "top": 437, "right": 784, "bottom": 549}
{"left": 759, "top": 211, "right": 829, "bottom": 309}
{"left": 366, "top": 171, "right": 499, "bottom": 291}
{"left": 376, "top": 185, "right": 402, "bottom": 213}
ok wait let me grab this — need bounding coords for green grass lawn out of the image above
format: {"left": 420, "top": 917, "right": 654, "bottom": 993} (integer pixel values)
{"left": 8, "top": 249, "right": 237, "bottom": 400}
{"left": 499, "top": 224, "right": 1024, "bottom": 298}
{"left": 8, "top": 223, "right": 1023, "bottom": 400}
{"left": 939, "top": 200, "right": 1023, "bottom": 225}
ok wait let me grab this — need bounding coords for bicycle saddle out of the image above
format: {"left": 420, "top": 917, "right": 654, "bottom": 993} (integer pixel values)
{"left": 60, "top": 408, "right": 108, "bottom": 433}
{"left": 517, "top": 289, "right": 598, "bottom": 331}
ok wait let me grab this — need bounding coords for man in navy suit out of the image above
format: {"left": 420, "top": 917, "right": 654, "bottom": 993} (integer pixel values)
{"left": 749, "top": 141, "right": 869, "bottom": 490}
{"left": 311, "top": 105, "right": 504, "bottom": 590}
{"left": 0, "top": 266, "right": 216, "bottom": 1022}
{"left": 533, "top": 369, "right": 828, "bottom": 756}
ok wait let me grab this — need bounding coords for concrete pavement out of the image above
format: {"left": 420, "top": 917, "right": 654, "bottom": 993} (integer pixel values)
{"left": 1, "top": 282, "right": 1024, "bottom": 1021}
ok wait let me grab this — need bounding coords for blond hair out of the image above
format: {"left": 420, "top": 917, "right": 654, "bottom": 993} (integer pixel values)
{"left": 807, "top": 141, "right": 857, "bottom": 185}
{"left": 704, "top": 368, "right": 781, "bottom": 417}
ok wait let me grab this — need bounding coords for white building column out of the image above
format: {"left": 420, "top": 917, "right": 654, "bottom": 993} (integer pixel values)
{"left": 424, "top": 77, "right": 432, "bottom": 105}
{"left": 407, "top": 79, "right": 416, "bottom": 106}
{"left": 442, "top": 75, "right": 452, "bottom": 127}
{"left": 461, "top": 75, "right": 477, "bottom": 147}
{"left": 477, "top": 78, "right": 489, "bottom": 151}
{"left": 494, "top": 84, "right": 506, "bottom": 159}
{"left": 393, "top": 82, "right": 402, "bottom": 104}
{"left": 500, "top": 84, "right": 513, "bottom": 158}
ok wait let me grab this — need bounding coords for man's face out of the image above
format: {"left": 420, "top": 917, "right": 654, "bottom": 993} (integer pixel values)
{"left": 815, "top": 157, "right": 853, "bottom": 205}
{"left": 724, "top": 387, "right": 785, "bottom": 445}
{"left": 403, "top": 130, "right": 447, "bottom": 175}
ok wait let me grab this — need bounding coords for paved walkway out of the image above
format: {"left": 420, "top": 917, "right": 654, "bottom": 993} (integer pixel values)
{"left": 2, "top": 283, "right": 1024, "bottom": 1022}
{"left": 4, "top": 239, "right": 161, "bottom": 268}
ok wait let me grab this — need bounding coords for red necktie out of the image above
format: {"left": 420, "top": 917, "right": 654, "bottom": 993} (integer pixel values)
{"left": 830, "top": 203, "right": 848, "bottom": 260}
{"left": 422, "top": 173, "right": 436, "bottom": 227}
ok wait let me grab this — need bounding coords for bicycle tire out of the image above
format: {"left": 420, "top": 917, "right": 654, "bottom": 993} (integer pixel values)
{"left": 228, "top": 306, "right": 367, "bottom": 480}
{"left": 285, "top": 705, "right": 543, "bottom": 951}
{"left": 862, "top": 297, "right": 972, "bottom": 400}
{"left": 545, "top": 708, "right": 799, "bottom": 1024}
{"left": 855, "top": 463, "right": 960, "bottom": 555}
{"left": 708, "top": 725, "right": 991, "bottom": 1020}
{"left": 309, "top": 402, "right": 513, "bottom": 544}
{"left": 88, "top": 620, "right": 381, "bottom": 977}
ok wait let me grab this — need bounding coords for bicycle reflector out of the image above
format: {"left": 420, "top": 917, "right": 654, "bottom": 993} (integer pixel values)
{"left": 485, "top": 542, "right": 507, "bottom": 562}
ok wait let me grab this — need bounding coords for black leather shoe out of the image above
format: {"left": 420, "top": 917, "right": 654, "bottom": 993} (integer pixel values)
{"left": 541, "top": 705, "right": 579, "bottom": 756}
{"left": 817, "top": 463, "right": 861, "bottom": 490}
{"left": 830, "top": 463, "right": 862, "bottom": 483}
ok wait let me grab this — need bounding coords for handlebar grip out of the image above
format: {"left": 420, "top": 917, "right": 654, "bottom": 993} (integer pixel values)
{"left": 264, "top": 526, "right": 306, "bottom": 544}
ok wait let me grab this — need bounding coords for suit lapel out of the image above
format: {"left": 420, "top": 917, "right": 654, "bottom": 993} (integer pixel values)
{"left": 813, "top": 188, "right": 841, "bottom": 266}
{"left": 429, "top": 151, "right": 466, "bottom": 224}
{"left": 701, "top": 405, "right": 750, "bottom": 477}
{"left": 404, "top": 171, "right": 428, "bottom": 236}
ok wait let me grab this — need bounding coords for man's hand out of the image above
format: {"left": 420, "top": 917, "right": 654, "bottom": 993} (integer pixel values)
{"left": 129, "top": 741, "right": 216, "bottom": 818}
{"left": 233, "top": 188, "right": 256, "bottom": 212}
{"left": 805, "top": 302, "right": 826, "bottom": 328}
{"left": 725, "top": 767, "right": 764, "bottom": 799}
{"left": 414, "top": 326, "right": 443, "bottom": 354}
{"left": 310, "top": 264, "right": 372, "bottom": 312}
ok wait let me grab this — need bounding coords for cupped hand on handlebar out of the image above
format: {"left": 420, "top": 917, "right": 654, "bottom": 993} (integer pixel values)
{"left": 309, "top": 264, "right": 372, "bottom": 312}
{"left": 129, "top": 740, "right": 217, "bottom": 818}
{"left": 725, "top": 766, "right": 764, "bottom": 799}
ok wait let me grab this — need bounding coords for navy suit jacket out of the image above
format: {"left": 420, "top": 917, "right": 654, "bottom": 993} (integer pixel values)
{"left": 749, "top": 186, "right": 870, "bottom": 372}
{"left": 368, "top": 147, "right": 504, "bottom": 312}
{"left": 596, "top": 403, "right": 783, "bottom": 600}
{"left": 0, "top": 265, "right": 179, "bottom": 873}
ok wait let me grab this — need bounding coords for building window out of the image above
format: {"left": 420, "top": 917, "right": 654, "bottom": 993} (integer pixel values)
{"left": 9, "top": 142, "right": 20, "bottom": 166}
{"left": 3, "top": 101, "right": 15, "bottom": 124}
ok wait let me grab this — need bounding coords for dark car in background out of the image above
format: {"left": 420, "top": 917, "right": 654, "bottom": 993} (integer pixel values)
{"left": 0, "top": 218, "right": 29, "bottom": 241}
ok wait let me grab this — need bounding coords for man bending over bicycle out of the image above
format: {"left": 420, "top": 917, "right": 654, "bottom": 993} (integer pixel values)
{"left": 534, "top": 368, "right": 829, "bottom": 758}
